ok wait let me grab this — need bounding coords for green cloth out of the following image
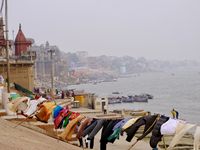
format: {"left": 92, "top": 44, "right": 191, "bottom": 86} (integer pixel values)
{"left": 63, "top": 117, "right": 69, "bottom": 128}
{"left": 62, "top": 112, "right": 72, "bottom": 128}
{"left": 14, "top": 83, "right": 33, "bottom": 96}
{"left": 107, "top": 128, "right": 121, "bottom": 141}
{"left": 28, "top": 95, "right": 34, "bottom": 100}
{"left": 10, "top": 93, "right": 21, "bottom": 100}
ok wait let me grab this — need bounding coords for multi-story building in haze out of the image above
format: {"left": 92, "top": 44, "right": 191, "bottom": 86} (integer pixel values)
{"left": 32, "top": 41, "right": 68, "bottom": 87}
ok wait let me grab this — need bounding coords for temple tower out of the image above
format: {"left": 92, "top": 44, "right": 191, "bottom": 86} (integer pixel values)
{"left": 14, "top": 24, "right": 32, "bottom": 56}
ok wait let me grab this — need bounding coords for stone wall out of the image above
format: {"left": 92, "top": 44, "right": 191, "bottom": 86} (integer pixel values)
{"left": 0, "top": 61, "right": 34, "bottom": 91}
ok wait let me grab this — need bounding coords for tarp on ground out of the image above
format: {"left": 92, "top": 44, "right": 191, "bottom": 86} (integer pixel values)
{"left": 14, "top": 83, "right": 33, "bottom": 96}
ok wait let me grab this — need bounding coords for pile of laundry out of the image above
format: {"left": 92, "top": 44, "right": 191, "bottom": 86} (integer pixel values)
{"left": 8, "top": 96, "right": 200, "bottom": 150}
{"left": 8, "top": 96, "right": 47, "bottom": 117}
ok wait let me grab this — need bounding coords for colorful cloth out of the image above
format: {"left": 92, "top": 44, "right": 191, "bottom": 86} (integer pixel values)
{"left": 59, "top": 115, "right": 85, "bottom": 141}
{"left": 122, "top": 117, "right": 141, "bottom": 130}
{"left": 53, "top": 105, "right": 63, "bottom": 119}
{"left": 35, "top": 101, "right": 56, "bottom": 123}
{"left": 113, "top": 118, "right": 130, "bottom": 131}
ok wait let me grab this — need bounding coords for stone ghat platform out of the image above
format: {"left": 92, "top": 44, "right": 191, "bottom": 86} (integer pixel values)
{"left": 0, "top": 108, "right": 197, "bottom": 150}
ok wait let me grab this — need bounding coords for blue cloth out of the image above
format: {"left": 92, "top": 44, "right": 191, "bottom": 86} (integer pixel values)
{"left": 53, "top": 105, "right": 63, "bottom": 119}
{"left": 112, "top": 118, "right": 130, "bottom": 131}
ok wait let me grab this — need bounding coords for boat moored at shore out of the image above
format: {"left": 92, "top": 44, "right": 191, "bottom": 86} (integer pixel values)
{"left": 107, "top": 93, "right": 153, "bottom": 104}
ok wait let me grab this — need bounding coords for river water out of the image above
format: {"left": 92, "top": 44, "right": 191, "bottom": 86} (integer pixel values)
{"left": 68, "top": 70, "right": 200, "bottom": 124}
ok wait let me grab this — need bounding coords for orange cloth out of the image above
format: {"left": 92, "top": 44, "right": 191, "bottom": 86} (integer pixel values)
{"left": 35, "top": 101, "right": 56, "bottom": 123}
{"left": 59, "top": 115, "right": 85, "bottom": 141}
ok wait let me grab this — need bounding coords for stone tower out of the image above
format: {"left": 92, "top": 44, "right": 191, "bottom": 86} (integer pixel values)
{"left": 14, "top": 24, "right": 32, "bottom": 56}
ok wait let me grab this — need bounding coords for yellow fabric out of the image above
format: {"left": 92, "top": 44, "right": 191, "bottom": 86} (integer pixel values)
{"left": 42, "top": 101, "right": 56, "bottom": 114}
{"left": 122, "top": 116, "right": 141, "bottom": 130}
{"left": 35, "top": 102, "right": 56, "bottom": 122}
{"left": 59, "top": 115, "right": 85, "bottom": 141}
{"left": 194, "top": 126, "right": 200, "bottom": 150}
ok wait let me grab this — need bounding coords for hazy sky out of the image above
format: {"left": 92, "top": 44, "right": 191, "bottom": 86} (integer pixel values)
{"left": 7, "top": 0, "right": 200, "bottom": 60}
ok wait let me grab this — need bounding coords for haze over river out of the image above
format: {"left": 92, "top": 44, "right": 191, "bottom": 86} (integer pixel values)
{"left": 69, "top": 69, "right": 200, "bottom": 124}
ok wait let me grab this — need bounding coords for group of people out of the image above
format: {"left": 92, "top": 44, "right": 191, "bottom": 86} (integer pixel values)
{"left": 56, "top": 89, "right": 75, "bottom": 99}
{"left": 33, "top": 87, "right": 75, "bottom": 100}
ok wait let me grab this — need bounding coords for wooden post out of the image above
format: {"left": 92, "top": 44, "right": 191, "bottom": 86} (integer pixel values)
{"left": 48, "top": 49, "right": 55, "bottom": 92}
{"left": 5, "top": 0, "right": 10, "bottom": 93}
{"left": 127, "top": 140, "right": 138, "bottom": 150}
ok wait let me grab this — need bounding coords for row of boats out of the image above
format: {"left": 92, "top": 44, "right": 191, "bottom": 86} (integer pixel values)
{"left": 108, "top": 93, "right": 153, "bottom": 104}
